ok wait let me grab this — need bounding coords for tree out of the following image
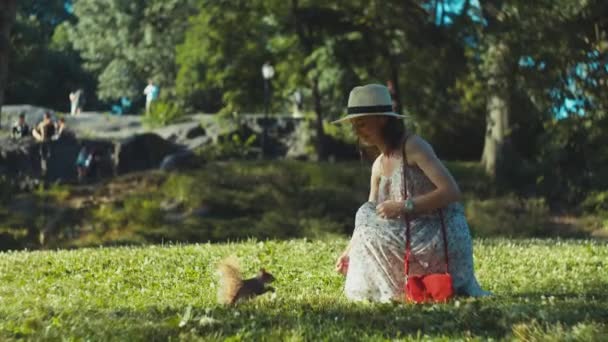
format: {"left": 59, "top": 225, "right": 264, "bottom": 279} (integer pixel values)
{"left": 288, "top": 1, "right": 354, "bottom": 160}
{"left": 0, "top": 0, "right": 17, "bottom": 127}
{"left": 6, "top": 15, "right": 96, "bottom": 111}
{"left": 2, "top": 1, "right": 100, "bottom": 112}
{"left": 342, "top": 0, "right": 484, "bottom": 160}
{"left": 69, "top": 0, "right": 197, "bottom": 104}
{"left": 175, "top": 0, "right": 270, "bottom": 114}
{"left": 475, "top": 0, "right": 606, "bottom": 178}
{"left": 177, "top": 0, "right": 359, "bottom": 158}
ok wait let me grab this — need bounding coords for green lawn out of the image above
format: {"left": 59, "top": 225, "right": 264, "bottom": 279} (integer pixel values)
{"left": 1, "top": 238, "right": 607, "bottom": 341}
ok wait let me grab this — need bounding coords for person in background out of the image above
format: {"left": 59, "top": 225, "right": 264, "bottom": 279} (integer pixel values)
{"left": 52, "top": 117, "right": 66, "bottom": 141}
{"left": 143, "top": 79, "right": 160, "bottom": 114}
{"left": 120, "top": 96, "right": 132, "bottom": 114}
{"left": 111, "top": 96, "right": 133, "bottom": 116}
{"left": 11, "top": 113, "right": 30, "bottom": 139}
{"left": 74, "top": 89, "right": 85, "bottom": 115}
{"left": 32, "top": 112, "right": 56, "bottom": 178}
{"left": 292, "top": 89, "right": 304, "bottom": 118}
{"left": 69, "top": 89, "right": 85, "bottom": 115}
{"left": 69, "top": 90, "right": 79, "bottom": 116}
{"left": 32, "top": 112, "right": 55, "bottom": 142}
{"left": 75, "top": 144, "right": 92, "bottom": 182}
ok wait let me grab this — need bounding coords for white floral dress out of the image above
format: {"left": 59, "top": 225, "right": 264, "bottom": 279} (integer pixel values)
{"left": 344, "top": 154, "right": 490, "bottom": 302}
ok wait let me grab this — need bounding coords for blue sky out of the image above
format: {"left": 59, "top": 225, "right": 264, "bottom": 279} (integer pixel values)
{"left": 427, "top": 0, "right": 482, "bottom": 25}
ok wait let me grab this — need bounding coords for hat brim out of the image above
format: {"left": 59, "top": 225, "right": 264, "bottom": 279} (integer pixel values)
{"left": 331, "top": 112, "right": 409, "bottom": 124}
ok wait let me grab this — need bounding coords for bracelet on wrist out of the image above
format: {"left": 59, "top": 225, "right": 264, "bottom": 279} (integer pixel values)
{"left": 403, "top": 198, "right": 415, "bottom": 214}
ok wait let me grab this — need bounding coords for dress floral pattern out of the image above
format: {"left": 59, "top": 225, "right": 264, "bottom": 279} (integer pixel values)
{"left": 344, "top": 153, "right": 490, "bottom": 302}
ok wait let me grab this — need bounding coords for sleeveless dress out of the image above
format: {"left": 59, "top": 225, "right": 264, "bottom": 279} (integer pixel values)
{"left": 344, "top": 153, "right": 490, "bottom": 302}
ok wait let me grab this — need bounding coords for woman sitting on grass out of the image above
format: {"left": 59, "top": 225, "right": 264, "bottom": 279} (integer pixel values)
{"left": 334, "top": 84, "right": 490, "bottom": 302}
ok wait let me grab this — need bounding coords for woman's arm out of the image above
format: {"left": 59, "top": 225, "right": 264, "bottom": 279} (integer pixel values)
{"left": 406, "top": 135, "right": 462, "bottom": 213}
{"left": 368, "top": 155, "right": 382, "bottom": 202}
{"left": 343, "top": 157, "right": 382, "bottom": 255}
{"left": 32, "top": 123, "right": 42, "bottom": 141}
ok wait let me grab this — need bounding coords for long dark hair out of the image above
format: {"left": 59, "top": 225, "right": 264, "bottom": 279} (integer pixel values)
{"left": 382, "top": 117, "right": 407, "bottom": 154}
{"left": 357, "top": 116, "right": 408, "bottom": 161}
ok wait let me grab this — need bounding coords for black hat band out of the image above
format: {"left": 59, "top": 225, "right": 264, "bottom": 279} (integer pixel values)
{"left": 347, "top": 105, "right": 393, "bottom": 114}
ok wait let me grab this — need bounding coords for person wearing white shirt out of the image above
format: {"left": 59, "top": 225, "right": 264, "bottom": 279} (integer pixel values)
{"left": 143, "top": 79, "right": 160, "bottom": 114}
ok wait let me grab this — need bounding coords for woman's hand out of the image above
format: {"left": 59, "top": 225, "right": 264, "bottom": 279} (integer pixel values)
{"left": 376, "top": 200, "right": 404, "bottom": 219}
{"left": 335, "top": 252, "right": 349, "bottom": 275}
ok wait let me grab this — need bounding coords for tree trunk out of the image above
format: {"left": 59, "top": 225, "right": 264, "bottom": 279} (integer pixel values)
{"left": 0, "top": 0, "right": 17, "bottom": 128}
{"left": 292, "top": 0, "right": 326, "bottom": 161}
{"left": 311, "top": 77, "right": 326, "bottom": 161}
{"left": 481, "top": 40, "right": 511, "bottom": 177}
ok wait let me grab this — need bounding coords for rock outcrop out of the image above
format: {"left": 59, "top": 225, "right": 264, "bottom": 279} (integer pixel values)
{"left": 1, "top": 105, "right": 359, "bottom": 183}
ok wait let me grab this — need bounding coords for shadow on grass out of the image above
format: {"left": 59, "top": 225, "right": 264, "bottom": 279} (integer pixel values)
{"left": 4, "top": 293, "right": 607, "bottom": 341}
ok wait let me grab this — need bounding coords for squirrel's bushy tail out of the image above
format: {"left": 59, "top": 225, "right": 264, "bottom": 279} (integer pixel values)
{"left": 217, "top": 256, "right": 243, "bottom": 305}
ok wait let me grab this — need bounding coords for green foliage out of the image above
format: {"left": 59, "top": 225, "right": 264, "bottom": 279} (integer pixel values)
{"left": 472, "top": 0, "right": 608, "bottom": 196}
{"left": 196, "top": 133, "right": 258, "bottom": 160}
{"left": 0, "top": 175, "right": 19, "bottom": 204}
{"left": 66, "top": 161, "right": 369, "bottom": 247}
{"left": 6, "top": 5, "right": 95, "bottom": 111}
{"left": 89, "top": 196, "right": 164, "bottom": 246}
{"left": 6, "top": 0, "right": 607, "bottom": 201}
{"left": 581, "top": 192, "right": 608, "bottom": 230}
{"left": 582, "top": 192, "right": 608, "bottom": 214}
{"left": 196, "top": 114, "right": 262, "bottom": 160}
{"left": 465, "top": 195, "right": 553, "bottom": 238}
{"left": 0, "top": 239, "right": 607, "bottom": 340}
{"left": 2, "top": 160, "right": 602, "bottom": 250}
{"left": 34, "top": 183, "right": 70, "bottom": 202}
{"left": 322, "top": 120, "right": 356, "bottom": 145}
{"left": 68, "top": 0, "right": 198, "bottom": 101}
{"left": 142, "top": 100, "right": 185, "bottom": 128}
{"left": 535, "top": 115, "right": 608, "bottom": 206}
{"left": 175, "top": 0, "right": 269, "bottom": 114}
{"left": 512, "top": 321, "right": 608, "bottom": 342}
{"left": 444, "top": 161, "right": 496, "bottom": 199}
{"left": 96, "top": 60, "right": 140, "bottom": 101}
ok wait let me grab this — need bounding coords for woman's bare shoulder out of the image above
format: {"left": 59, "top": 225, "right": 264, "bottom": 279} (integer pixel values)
{"left": 404, "top": 134, "right": 435, "bottom": 163}
{"left": 371, "top": 154, "right": 383, "bottom": 175}
{"left": 405, "top": 134, "right": 433, "bottom": 153}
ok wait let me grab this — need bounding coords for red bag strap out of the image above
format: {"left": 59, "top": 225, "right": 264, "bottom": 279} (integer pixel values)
{"left": 438, "top": 209, "right": 449, "bottom": 273}
{"left": 402, "top": 137, "right": 450, "bottom": 276}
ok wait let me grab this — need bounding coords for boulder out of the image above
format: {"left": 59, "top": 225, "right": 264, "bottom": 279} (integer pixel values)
{"left": 0, "top": 135, "right": 115, "bottom": 183}
{"left": 159, "top": 150, "right": 201, "bottom": 171}
{"left": 0, "top": 137, "right": 39, "bottom": 177}
{"left": 1, "top": 105, "right": 54, "bottom": 126}
{"left": 114, "top": 133, "right": 181, "bottom": 174}
{"left": 154, "top": 121, "right": 206, "bottom": 141}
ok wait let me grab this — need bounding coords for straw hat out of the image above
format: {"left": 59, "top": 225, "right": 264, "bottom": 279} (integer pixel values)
{"left": 332, "top": 84, "right": 408, "bottom": 124}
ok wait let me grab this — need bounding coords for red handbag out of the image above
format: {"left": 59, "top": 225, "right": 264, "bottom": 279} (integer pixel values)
{"left": 404, "top": 210, "right": 453, "bottom": 303}
{"left": 401, "top": 142, "right": 454, "bottom": 304}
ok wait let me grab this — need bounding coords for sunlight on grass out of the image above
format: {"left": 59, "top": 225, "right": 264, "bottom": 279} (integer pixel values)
{"left": 0, "top": 238, "right": 606, "bottom": 340}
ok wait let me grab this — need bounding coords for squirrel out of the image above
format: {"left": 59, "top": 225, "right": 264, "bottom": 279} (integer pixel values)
{"left": 217, "top": 256, "right": 275, "bottom": 305}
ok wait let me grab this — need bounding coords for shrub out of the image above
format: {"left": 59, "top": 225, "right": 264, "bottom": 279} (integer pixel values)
{"left": 581, "top": 191, "right": 608, "bottom": 214}
{"left": 465, "top": 195, "right": 552, "bottom": 237}
{"left": 143, "top": 101, "right": 185, "bottom": 127}
{"left": 534, "top": 116, "right": 608, "bottom": 208}
{"left": 0, "top": 175, "right": 19, "bottom": 204}
{"left": 581, "top": 191, "right": 608, "bottom": 230}
{"left": 196, "top": 133, "right": 258, "bottom": 160}
{"left": 322, "top": 120, "right": 356, "bottom": 145}
{"left": 72, "top": 161, "right": 369, "bottom": 246}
